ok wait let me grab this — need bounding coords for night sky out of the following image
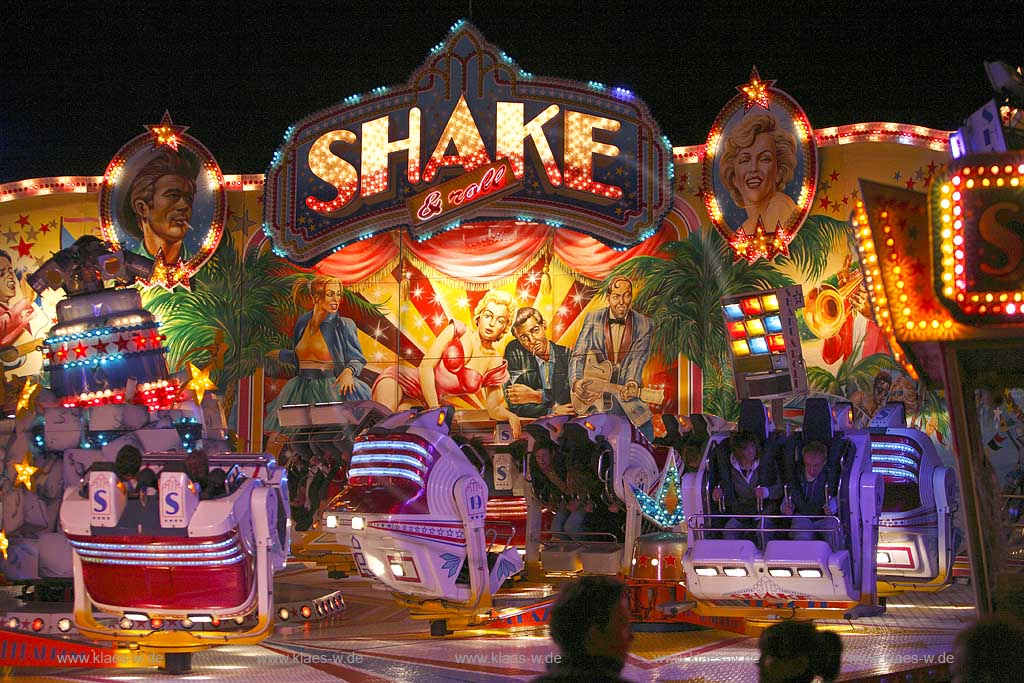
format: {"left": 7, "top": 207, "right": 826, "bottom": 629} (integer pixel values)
{"left": 2, "top": 1, "right": 1021, "bottom": 183}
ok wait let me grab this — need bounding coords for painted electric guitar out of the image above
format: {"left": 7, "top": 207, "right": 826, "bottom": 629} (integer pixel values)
{"left": 0, "top": 337, "right": 44, "bottom": 365}
{"left": 572, "top": 351, "right": 664, "bottom": 425}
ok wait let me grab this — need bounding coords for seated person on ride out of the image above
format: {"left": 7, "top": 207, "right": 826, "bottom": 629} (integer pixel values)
{"left": 532, "top": 437, "right": 610, "bottom": 539}
{"left": 185, "top": 448, "right": 210, "bottom": 493}
{"left": 114, "top": 444, "right": 143, "bottom": 494}
{"left": 711, "top": 430, "right": 782, "bottom": 540}
{"left": 781, "top": 441, "right": 840, "bottom": 546}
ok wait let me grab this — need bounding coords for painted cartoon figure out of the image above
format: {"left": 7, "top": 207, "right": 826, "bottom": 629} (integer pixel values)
{"left": 718, "top": 113, "right": 798, "bottom": 236}
{"left": 569, "top": 276, "right": 655, "bottom": 440}
{"left": 372, "top": 288, "right": 523, "bottom": 436}
{"left": 503, "top": 306, "right": 573, "bottom": 418}
{"left": 265, "top": 275, "right": 371, "bottom": 433}
{"left": 124, "top": 149, "right": 198, "bottom": 264}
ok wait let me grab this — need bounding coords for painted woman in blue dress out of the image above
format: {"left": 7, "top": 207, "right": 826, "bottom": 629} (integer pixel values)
{"left": 264, "top": 275, "right": 371, "bottom": 433}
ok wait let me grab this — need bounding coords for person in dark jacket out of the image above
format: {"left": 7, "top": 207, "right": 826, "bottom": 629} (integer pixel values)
{"left": 532, "top": 576, "right": 633, "bottom": 683}
{"left": 781, "top": 441, "right": 840, "bottom": 546}
{"left": 711, "top": 431, "right": 783, "bottom": 543}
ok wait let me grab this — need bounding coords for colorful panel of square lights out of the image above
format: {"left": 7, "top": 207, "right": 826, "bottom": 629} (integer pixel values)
{"left": 725, "top": 294, "right": 785, "bottom": 357}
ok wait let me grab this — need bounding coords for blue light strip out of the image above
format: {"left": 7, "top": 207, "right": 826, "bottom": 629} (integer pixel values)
{"left": 76, "top": 546, "right": 241, "bottom": 560}
{"left": 871, "top": 454, "right": 920, "bottom": 469}
{"left": 69, "top": 537, "right": 237, "bottom": 552}
{"left": 354, "top": 440, "right": 433, "bottom": 462}
{"left": 349, "top": 467, "right": 425, "bottom": 486}
{"left": 79, "top": 554, "right": 246, "bottom": 567}
{"left": 351, "top": 454, "right": 428, "bottom": 471}
{"left": 873, "top": 441, "right": 921, "bottom": 456}
{"left": 872, "top": 466, "right": 919, "bottom": 482}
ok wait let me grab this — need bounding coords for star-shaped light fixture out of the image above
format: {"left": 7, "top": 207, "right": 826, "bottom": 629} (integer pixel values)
{"left": 737, "top": 67, "right": 775, "bottom": 112}
{"left": 14, "top": 453, "right": 39, "bottom": 491}
{"left": 631, "top": 452, "right": 685, "bottom": 528}
{"left": 729, "top": 217, "right": 794, "bottom": 262}
{"left": 16, "top": 377, "right": 39, "bottom": 418}
{"left": 145, "top": 111, "right": 189, "bottom": 151}
{"left": 187, "top": 362, "right": 216, "bottom": 405}
{"left": 143, "top": 251, "right": 191, "bottom": 289}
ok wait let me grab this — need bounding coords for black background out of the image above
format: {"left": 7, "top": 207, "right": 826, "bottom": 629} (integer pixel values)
{"left": 2, "top": 0, "right": 1021, "bottom": 183}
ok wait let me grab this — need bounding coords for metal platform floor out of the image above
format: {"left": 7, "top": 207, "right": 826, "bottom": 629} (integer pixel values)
{"left": 6, "top": 565, "right": 975, "bottom": 682}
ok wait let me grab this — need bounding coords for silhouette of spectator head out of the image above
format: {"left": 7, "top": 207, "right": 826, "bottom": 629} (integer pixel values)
{"left": 757, "top": 620, "right": 842, "bottom": 683}
{"left": 548, "top": 575, "right": 633, "bottom": 669}
{"left": 951, "top": 614, "right": 1024, "bottom": 683}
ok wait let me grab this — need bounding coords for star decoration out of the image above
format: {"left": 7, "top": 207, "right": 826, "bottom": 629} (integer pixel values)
{"left": 736, "top": 67, "right": 775, "bottom": 111}
{"left": 15, "top": 237, "right": 34, "bottom": 258}
{"left": 187, "top": 362, "right": 216, "bottom": 405}
{"left": 729, "top": 217, "right": 793, "bottom": 262}
{"left": 631, "top": 451, "right": 686, "bottom": 528}
{"left": 146, "top": 111, "right": 189, "bottom": 151}
{"left": 0, "top": 530, "right": 7, "bottom": 560}
{"left": 25, "top": 225, "right": 39, "bottom": 241}
{"left": 73, "top": 341, "right": 89, "bottom": 359}
{"left": 16, "top": 377, "right": 39, "bottom": 417}
{"left": 143, "top": 251, "right": 191, "bottom": 289}
{"left": 16, "top": 215, "right": 30, "bottom": 227}
{"left": 14, "top": 453, "right": 39, "bottom": 491}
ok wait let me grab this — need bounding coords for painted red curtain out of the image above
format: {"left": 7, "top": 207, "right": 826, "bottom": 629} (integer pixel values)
{"left": 315, "top": 222, "right": 676, "bottom": 285}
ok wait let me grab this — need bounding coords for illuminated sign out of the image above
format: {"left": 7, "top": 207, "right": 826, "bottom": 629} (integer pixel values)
{"left": 722, "top": 285, "right": 807, "bottom": 399}
{"left": 407, "top": 159, "right": 519, "bottom": 231}
{"left": 265, "top": 21, "right": 673, "bottom": 264}
{"left": 932, "top": 150, "right": 1024, "bottom": 322}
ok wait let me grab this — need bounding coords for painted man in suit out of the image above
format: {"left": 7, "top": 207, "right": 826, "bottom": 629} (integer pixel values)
{"left": 569, "top": 276, "right": 654, "bottom": 440}
{"left": 503, "top": 307, "right": 573, "bottom": 418}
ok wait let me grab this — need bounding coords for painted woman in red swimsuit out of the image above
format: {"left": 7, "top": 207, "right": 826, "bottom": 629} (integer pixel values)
{"left": 372, "top": 288, "right": 524, "bottom": 437}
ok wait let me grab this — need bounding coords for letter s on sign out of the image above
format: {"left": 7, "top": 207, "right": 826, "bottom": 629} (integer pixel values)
{"left": 164, "top": 491, "right": 180, "bottom": 516}
{"left": 92, "top": 489, "right": 108, "bottom": 513}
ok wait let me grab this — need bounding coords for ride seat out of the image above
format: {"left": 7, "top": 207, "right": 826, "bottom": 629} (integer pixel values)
{"left": 580, "top": 542, "right": 623, "bottom": 575}
{"left": 764, "top": 539, "right": 852, "bottom": 575}
{"left": 540, "top": 542, "right": 583, "bottom": 573}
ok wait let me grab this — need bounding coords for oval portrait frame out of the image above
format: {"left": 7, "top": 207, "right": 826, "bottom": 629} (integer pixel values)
{"left": 702, "top": 82, "right": 817, "bottom": 262}
{"left": 98, "top": 131, "right": 226, "bottom": 287}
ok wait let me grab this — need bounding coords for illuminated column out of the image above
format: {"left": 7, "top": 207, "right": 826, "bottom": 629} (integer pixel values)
{"left": 564, "top": 111, "right": 622, "bottom": 199}
{"left": 306, "top": 130, "right": 359, "bottom": 214}
{"left": 422, "top": 95, "right": 491, "bottom": 183}
{"left": 495, "top": 102, "right": 562, "bottom": 185}
{"left": 361, "top": 108, "right": 422, "bottom": 198}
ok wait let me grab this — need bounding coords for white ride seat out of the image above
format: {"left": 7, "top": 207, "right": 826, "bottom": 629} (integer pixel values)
{"left": 580, "top": 542, "right": 624, "bottom": 575}
{"left": 541, "top": 543, "right": 583, "bottom": 573}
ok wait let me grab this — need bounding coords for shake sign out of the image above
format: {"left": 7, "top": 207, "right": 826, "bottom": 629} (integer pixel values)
{"left": 264, "top": 22, "right": 672, "bottom": 263}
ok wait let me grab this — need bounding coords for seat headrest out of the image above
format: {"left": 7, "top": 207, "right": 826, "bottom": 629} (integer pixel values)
{"left": 689, "top": 413, "right": 709, "bottom": 439}
{"left": 803, "top": 397, "right": 834, "bottom": 443}
{"left": 661, "top": 414, "right": 681, "bottom": 437}
{"left": 738, "top": 399, "right": 771, "bottom": 441}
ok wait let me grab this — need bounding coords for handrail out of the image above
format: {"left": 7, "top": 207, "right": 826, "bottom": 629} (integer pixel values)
{"left": 484, "top": 520, "right": 516, "bottom": 552}
{"left": 686, "top": 513, "right": 842, "bottom": 544}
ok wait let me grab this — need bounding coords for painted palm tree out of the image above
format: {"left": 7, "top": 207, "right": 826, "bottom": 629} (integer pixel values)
{"left": 805, "top": 337, "right": 900, "bottom": 399}
{"left": 776, "top": 214, "right": 859, "bottom": 282}
{"left": 609, "top": 227, "right": 791, "bottom": 420}
{"left": 143, "top": 229, "right": 299, "bottom": 416}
